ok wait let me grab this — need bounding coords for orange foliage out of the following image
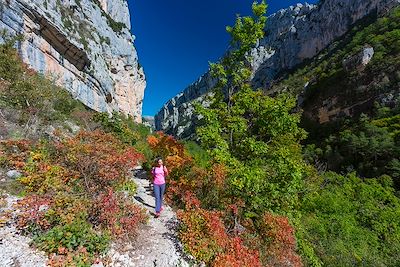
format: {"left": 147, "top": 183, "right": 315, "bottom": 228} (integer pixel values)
{"left": 0, "top": 139, "right": 32, "bottom": 169}
{"left": 260, "top": 213, "right": 303, "bottom": 267}
{"left": 8, "top": 130, "right": 148, "bottom": 265}
{"left": 47, "top": 247, "right": 92, "bottom": 267}
{"left": 55, "top": 130, "right": 144, "bottom": 192}
{"left": 165, "top": 166, "right": 208, "bottom": 204}
{"left": 16, "top": 195, "right": 52, "bottom": 232}
{"left": 211, "top": 163, "right": 228, "bottom": 188}
{"left": 147, "top": 132, "right": 192, "bottom": 171}
{"left": 213, "top": 236, "right": 262, "bottom": 267}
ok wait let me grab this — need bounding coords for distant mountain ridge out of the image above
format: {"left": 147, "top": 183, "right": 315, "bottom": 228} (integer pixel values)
{"left": 155, "top": 0, "right": 400, "bottom": 138}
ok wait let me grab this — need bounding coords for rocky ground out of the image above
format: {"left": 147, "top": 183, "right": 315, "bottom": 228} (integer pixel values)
{"left": 0, "top": 168, "right": 193, "bottom": 267}
{"left": 106, "top": 168, "right": 192, "bottom": 267}
{"left": 0, "top": 194, "right": 48, "bottom": 267}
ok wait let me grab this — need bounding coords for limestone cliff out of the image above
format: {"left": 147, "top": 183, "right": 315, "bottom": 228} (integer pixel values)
{"left": 155, "top": 0, "right": 400, "bottom": 138}
{"left": 0, "top": 0, "right": 146, "bottom": 122}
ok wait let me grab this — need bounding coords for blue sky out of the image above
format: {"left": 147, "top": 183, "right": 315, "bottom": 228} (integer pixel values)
{"left": 127, "top": 1, "right": 319, "bottom": 116}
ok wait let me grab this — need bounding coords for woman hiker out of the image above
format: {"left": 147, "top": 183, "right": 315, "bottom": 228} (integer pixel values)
{"left": 151, "top": 158, "right": 169, "bottom": 217}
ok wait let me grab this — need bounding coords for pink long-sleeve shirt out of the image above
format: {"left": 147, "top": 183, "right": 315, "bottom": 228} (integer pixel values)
{"left": 152, "top": 166, "right": 168, "bottom": 185}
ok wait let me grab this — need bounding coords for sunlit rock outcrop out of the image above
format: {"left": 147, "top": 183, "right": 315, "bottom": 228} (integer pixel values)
{"left": 0, "top": 0, "right": 146, "bottom": 122}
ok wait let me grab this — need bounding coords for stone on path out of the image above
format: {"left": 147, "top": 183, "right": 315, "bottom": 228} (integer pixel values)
{"left": 6, "top": 170, "right": 22, "bottom": 179}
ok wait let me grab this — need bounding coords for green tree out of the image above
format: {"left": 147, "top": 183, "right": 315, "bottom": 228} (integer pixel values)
{"left": 302, "top": 172, "right": 400, "bottom": 267}
{"left": 196, "top": 1, "right": 308, "bottom": 215}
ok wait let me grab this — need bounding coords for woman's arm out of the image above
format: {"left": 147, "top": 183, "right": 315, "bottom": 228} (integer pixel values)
{"left": 163, "top": 166, "right": 169, "bottom": 177}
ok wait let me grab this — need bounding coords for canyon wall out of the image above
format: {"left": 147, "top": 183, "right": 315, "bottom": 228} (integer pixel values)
{"left": 0, "top": 0, "right": 145, "bottom": 122}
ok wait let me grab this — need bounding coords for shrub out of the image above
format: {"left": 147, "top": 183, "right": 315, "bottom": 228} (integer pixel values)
{"left": 147, "top": 132, "right": 192, "bottom": 171}
{"left": 53, "top": 130, "right": 143, "bottom": 193}
{"left": 183, "top": 140, "right": 210, "bottom": 168}
{"left": 16, "top": 195, "right": 53, "bottom": 235}
{"left": 9, "top": 130, "right": 147, "bottom": 265}
{"left": 257, "top": 213, "right": 303, "bottom": 267}
{"left": 34, "top": 219, "right": 109, "bottom": 256}
{"left": 93, "top": 112, "right": 141, "bottom": 145}
{"left": 93, "top": 188, "right": 147, "bottom": 238}
{"left": 177, "top": 202, "right": 261, "bottom": 266}
{"left": 213, "top": 237, "right": 262, "bottom": 267}
{"left": 305, "top": 113, "right": 400, "bottom": 189}
{"left": 0, "top": 34, "right": 91, "bottom": 131}
{"left": 0, "top": 139, "right": 32, "bottom": 169}
{"left": 301, "top": 172, "right": 400, "bottom": 266}
{"left": 0, "top": 32, "right": 24, "bottom": 81}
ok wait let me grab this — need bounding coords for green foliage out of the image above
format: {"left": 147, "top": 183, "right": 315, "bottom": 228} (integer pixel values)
{"left": 93, "top": 112, "right": 153, "bottom": 163}
{"left": 172, "top": 5, "right": 400, "bottom": 267}
{"left": 116, "top": 180, "right": 137, "bottom": 197}
{"left": 183, "top": 140, "right": 210, "bottom": 168}
{"left": 99, "top": 35, "right": 111, "bottom": 46}
{"left": 93, "top": 112, "right": 140, "bottom": 145}
{"left": 34, "top": 219, "right": 110, "bottom": 256}
{"left": 301, "top": 172, "right": 400, "bottom": 266}
{"left": 0, "top": 31, "right": 24, "bottom": 81}
{"left": 171, "top": 2, "right": 306, "bottom": 265}
{"left": 199, "top": 90, "right": 308, "bottom": 215}
{"left": 209, "top": 1, "right": 267, "bottom": 99}
{"left": 305, "top": 112, "right": 400, "bottom": 189}
{"left": 273, "top": 7, "right": 400, "bottom": 99}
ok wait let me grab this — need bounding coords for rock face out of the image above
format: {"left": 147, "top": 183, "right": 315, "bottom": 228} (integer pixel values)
{"left": 0, "top": 0, "right": 146, "bottom": 122}
{"left": 142, "top": 115, "right": 155, "bottom": 130}
{"left": 155, "top": 0, "right": 400, "bottom": 138}
{"left": 343, "top": 46, "right": 374, "bottom": 72}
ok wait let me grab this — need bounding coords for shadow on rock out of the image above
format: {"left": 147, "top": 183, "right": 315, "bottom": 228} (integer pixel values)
{"left": 162, "top": 218, "right": 196, "bottom": 265}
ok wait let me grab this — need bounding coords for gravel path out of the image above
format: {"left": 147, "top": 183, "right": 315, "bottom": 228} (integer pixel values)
{"left": 0, "top": 195, "right": 47, "bottom": 267}
{"left": 106, "top": 168, "right": 193, "bottom": 267}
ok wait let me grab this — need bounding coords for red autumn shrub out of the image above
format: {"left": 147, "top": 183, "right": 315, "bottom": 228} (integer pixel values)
{"left": 165, "top": 166, "right": 208, "bottom": 205}
{"left": 93, "top": 188, "right": 147, "bottom": 238}
{"left": 47, "top": 246, "right": 92, "bottom": 267}
{"left": 259, "top": 213, "right": 303, "bottom": 267}
{"left": 213, "top": 236, "right": 262, "bottom": 267}
{"left": 178, "top": 207, "right": 227, "bottom": 264}
{"left": 178, "top": 200, "right": 261, "bottom": 266}
{"left": 0, "top": 139, "right": 32, "bottom": 169}
{"left": 9, "top": 130, "right": 148, "bottom": 266}
{"left": 54, "top": 130, "right": 144, "bottom": 192}
{"left": 16, "top": 195, "right": 52, "bottom": 233}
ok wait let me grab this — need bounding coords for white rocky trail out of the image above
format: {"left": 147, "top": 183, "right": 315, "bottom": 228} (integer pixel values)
{"left": 0, "top": 195, "right": 48, "bottom": 267}
{"left": 107, "top": 168, "right": 191, "bottom": 267}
